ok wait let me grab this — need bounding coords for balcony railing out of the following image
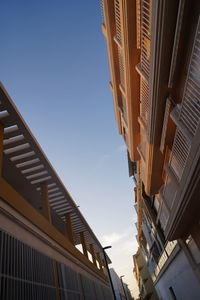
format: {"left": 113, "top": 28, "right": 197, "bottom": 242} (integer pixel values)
{"left": 118, "top": 47, "right": 125, "bottom": 88}
{"left": 114, "top": 0, "right": 121, "bottom": 45}
{"left": 140, "top": 78, "right": 150, "bottom": 127}
{"left": 100, "top": 0, "right": 105, "bottom": 25}
{"left": 152, "top": 240, "right": 178, "bottom": 281}
{"left": 122, "top": 94, "right": 128, "bottom": 124}
{"left": 136, "top": 0, "right": 141, "bottom": 49}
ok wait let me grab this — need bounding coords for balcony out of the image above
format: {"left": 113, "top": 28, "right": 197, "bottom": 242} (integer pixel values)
{"left": 140, "top": 78, "right": 150, "bottom": 128}
{"left": 158, "top": 18, "right": 200, "bottom": 239}
{"left": 152, "top": 240, "right": 178, "bottom": 281}
{"left": 100, "top": 0, "right": 105, "bottom": 25}
{"left": 114, "top": 0, "right": 122, "bottom": 45}
{"left": 140, "top": 0, "right": 152, "bottom": 78}
{"left": 136, "top": 0, "right": 190, "bottom": 195}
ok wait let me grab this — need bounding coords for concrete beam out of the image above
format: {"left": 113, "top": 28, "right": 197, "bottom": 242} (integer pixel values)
{"left": 96, "top": 252, "right": 103, "bottom": 271}
{"left": 65, "top": 213, "right": 75, "bottom": 245}
{"left": 41, "top": 183, "right": 51, "bottom": 222}
{"left": 80, "top": 232, "right": 88, "bottom": 259}
{"left": 89, "top": 244, "right": 97, "bottom": 267}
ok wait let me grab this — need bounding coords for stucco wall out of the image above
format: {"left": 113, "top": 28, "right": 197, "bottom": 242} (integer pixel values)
{"left": 155, "top": 249, "right": 200, "bottom": 300}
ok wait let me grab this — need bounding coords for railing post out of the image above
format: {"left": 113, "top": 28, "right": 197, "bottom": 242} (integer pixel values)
{"left": 41, "top": 183, "right": 51, "bottom": 222}
{"left": 89, "top": 244, "right": 97, "bottom": 267}
{"left": 80, "top": 232, "right": 88, "bottom": 259}
{"left": 65, "top": 213, "right": 75, "bottom": 245}
{"left": 0, "top": 123, "right": 4, "bottom": 176}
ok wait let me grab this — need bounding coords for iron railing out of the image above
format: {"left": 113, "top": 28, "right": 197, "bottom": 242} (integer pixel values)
{"left": 114, "top": 0, "right": 121, "bottom": 44}
{"left": 153, "top": 240, "right": 178, "bottom": 280}
{"left": 0, "top": 230, "right": 112, "bottom": 300}
{"left": 140, "top": 78, "right": 150, "bottom": 127}
{"left": 100, "top": 0, "right": 105, "bottom": 24}
{"left": 136, "top": 0, "right": 141, "bottom": 49}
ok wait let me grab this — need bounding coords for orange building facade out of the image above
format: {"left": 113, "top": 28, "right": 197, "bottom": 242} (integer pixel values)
{"left": 101, "top": 0, "right": 200, "bottom": 298}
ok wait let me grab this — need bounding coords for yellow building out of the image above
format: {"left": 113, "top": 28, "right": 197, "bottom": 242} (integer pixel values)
{"left": 133, "top": 248, "right": 158, "bottom": 300}
{"left": 101, "top": 0, "right": 200, "bottom": 298}
{"left": 0, "top": 83, "right": 113, "bottom": 299}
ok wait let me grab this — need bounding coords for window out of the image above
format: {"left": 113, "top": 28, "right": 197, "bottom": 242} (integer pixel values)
{"left": 159, "top": 202, "right": 169, "bottom": 230}
{"left": 154, "top": 196, "right": 160, "bottom": 213}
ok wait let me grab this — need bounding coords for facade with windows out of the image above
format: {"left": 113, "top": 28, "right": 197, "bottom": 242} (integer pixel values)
{"left": 0, "top": 83, "right": 113, "bottom": 299}
{"left": 101, "top": 0, "right": 200, "bottom": 298}
{"left": 133, "top": 248, "right": 158, "bottom": 300}
{"left": 110, "top": 268, "right": 132, "bottom": 300}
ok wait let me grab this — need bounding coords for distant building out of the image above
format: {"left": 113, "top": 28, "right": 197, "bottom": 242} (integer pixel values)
{"left": 0, "top": 83, "right": 113, "bottom": 299}
{"left": 110, "top": 268, "right": 133, "bottom": 300}
{"left": 123, "top": 282, "right": 133, "bottom": 300}
{"left": 133, "top": 248, "right": 158, "bottom": 300}
{"left": 101, "top": 0, "right": 200, "bottom": 299}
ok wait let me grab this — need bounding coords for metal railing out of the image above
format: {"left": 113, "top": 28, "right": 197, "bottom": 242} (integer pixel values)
{"left": 114, "top": 0, "right": 121, "bottom": 44}
{"left": 153, "top": 240, "right": 178, "bottom": 280}
{"left": 122, "top": 94, "right": 128, "bottom": 124}
{"left": 118, "top": 47, "right": 125, "bottom": 88}
{"left": 140, "top": 78, "right": 150, "bottom": 127}
{"left": 0, "top": 230, "right": 112, "bottom": 300}
{"left": 100, "top": 0, "right": 105, "bottom": 24}
{"left": 139, "top": 126, "right": 147, "bottom": 160}
{"left": 136, "top": 0, "right": 141, "bottom": 49}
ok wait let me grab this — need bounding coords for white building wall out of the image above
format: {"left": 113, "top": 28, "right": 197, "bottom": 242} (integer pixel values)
{"left": 110, "top": 268, "right": 124, "bottom": 300}
{"left": 155, "top": 249, "right": 200, "bottom": 300}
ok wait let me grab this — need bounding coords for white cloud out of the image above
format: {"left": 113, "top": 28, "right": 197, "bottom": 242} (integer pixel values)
{"left": 101, "top": 228, "right": 132, "bottom": 245}
{"left": 116, "top": 144, "right": 127, "bottom": 153}
{"left": 101, "top": 232, "right": 125, "bottom": 245}
{"left": 100, "top": 228, "right": 139, "bottom": 298}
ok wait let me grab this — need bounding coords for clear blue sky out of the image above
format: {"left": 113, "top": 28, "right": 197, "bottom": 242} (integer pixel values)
{"left": 0, "top": 0, "right": 138, "bottom": 295}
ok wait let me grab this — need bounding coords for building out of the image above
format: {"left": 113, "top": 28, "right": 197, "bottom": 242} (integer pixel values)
{"left": 110, "top": 268, "right": 133, "bottom": 300}
{"left": 133, "top": 248, "right": 158, "bottom": 300}
{"left": 0, "top": 83, "right": 113, "bottom": 299}
{"left": 101, "top": 0, "right": 200, "bottom": 299}
{"left": 123, "top": 283, "right": 133, "bottom": 300}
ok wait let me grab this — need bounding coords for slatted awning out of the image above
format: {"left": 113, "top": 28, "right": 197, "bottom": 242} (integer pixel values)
{"left": 0, "top": 83, "right": 111, "bottom": 264}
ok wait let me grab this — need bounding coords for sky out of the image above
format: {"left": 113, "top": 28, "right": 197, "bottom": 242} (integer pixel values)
{"left": 0, "top": 0, "right": 139, "bottom": 297}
